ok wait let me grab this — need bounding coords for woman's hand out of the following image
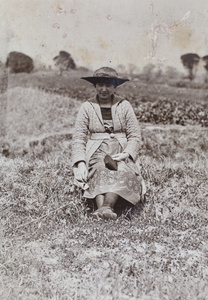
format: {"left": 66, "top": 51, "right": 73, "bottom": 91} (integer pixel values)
{"left": 112, "top": 152, "right": 129, "bottom": 161}
{"left": 74, "top": 162, "right": 88, "bottom": 182}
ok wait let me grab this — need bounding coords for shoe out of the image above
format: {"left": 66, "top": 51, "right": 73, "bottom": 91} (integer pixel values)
{"left": 92, "top": 207, "right": 106, "bottom": 219}
{"left": 102, "top": 207, "right": 117, "bottom": 220}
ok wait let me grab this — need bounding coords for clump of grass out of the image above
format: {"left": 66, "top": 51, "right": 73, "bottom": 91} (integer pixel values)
{"left": 140, "top": 124, "right": 208, "bottom": 159}
{"left": 1, "top": 155, "right": 88, "bottom": 238}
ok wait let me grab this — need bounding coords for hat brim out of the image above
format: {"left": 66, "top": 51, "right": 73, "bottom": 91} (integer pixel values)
{"left": 81, "top": 76, "right": 129, "bottom": 87}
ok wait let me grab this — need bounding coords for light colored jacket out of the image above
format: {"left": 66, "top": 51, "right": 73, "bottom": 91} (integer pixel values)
{"left": 72, "top": 95, "right": 142, "bottom": 169}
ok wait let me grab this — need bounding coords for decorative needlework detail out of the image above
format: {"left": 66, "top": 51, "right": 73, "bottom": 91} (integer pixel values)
{"left": 88, "top": 169, "right": 141, "bottom": 194}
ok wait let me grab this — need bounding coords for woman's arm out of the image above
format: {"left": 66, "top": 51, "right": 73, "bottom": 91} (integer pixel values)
{"left": 122, "top": 100, "right": 141, "bottom": 161}
{"left": 72, "top": 103, "right": 89, "bottom": 179}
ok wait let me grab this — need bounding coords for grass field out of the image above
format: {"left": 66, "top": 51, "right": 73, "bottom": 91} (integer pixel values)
{"left": 0, "top": 70, "right": 208, "bottom": 299}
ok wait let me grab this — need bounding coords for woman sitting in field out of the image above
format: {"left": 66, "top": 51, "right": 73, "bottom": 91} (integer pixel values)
{"left": 72, "top": 67, "right": 145, "bottom": 220}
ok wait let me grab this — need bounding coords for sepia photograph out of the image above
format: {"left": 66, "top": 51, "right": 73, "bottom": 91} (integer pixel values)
{"left": 0, "top": 0, "right": 208, "bottom": 299}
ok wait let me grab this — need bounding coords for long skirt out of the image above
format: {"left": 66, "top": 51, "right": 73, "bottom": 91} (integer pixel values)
{"left": 84, "top": 139, "right": 143, "bottom": 205}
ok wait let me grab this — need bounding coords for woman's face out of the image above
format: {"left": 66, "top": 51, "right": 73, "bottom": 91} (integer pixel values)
{"left": 96, "top": 82, "right": 115, "bottom": 102}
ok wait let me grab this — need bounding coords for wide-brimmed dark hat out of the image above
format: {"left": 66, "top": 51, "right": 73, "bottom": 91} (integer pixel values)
{"left": 81, "top": 67, "right": 129, "bottom": 87}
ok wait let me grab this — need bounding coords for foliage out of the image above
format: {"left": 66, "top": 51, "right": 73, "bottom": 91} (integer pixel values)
{"left": 165, "top": 66, "right": 180, "bottom": 80}
{"left": 0, "top": 65, "right": 8, "bottom": 93}
{"left": 142, "top": 63, "right": 155, "bottom": 82}
{"left": 6, "top": 51, "right": 34, "bottom": 74}
{"left": 53, "top": 51, "right": 76, "bottom": 75}
{"left": 202, "top": 55, "right": 208, "bottom": 83}
{"left": 134, "top": 97, "right": 208, "bottom": 126}
{"left": 8, "top": 71, "right": 208, "bottom": 127}
{"left": 180, "top": 53, "right": 200, "bottom": 81}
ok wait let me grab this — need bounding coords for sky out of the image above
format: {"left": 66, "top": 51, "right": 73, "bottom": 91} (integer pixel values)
{"left": 1, "top": 0, "right": 208, "bottom": 72}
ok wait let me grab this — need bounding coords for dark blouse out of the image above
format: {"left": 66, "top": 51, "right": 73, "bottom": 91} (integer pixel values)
{"left": 100, "top": 107, "right": 112, "bottom": 120}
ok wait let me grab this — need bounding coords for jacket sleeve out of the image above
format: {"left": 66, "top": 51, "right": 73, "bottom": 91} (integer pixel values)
{"left": 122, "top": 101, "right": 141, "bottom": 162}
{"left": 72, "top": 102, "right": 89, "bottom": 166}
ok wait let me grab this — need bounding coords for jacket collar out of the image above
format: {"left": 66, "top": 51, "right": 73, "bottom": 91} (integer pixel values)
{"left": 87, "top": 94, "right": 124, "bottom": 106}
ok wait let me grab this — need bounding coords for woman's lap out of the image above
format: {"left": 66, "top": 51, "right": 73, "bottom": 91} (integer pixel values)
{"left": 84, "top": 139, "right": 142, "bottom": 205}
{"left": 84, "top": 161, "right": 142, "bottom": 205}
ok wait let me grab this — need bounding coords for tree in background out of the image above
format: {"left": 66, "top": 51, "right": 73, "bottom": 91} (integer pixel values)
{"left": 0, "top": 61, "right": 8, "bottom": 141}
{"left": 202, "top": 55, "right": 208, "bottom": 83}
{"left": 0, "top": 61, "right": 8, "bottom": 93}
{"left": 165, "top": 66, "right": 180, "bottom": 80}
{"left": 117, "top": 64, "right": 126, "bottom": 74}
{"left": 142, "top": 63, "right": 155, "bottom": 82}
{"left": 128, "top": 63, "right": 139, "bottom": 79}
{"left": 180, "top": 53, "right": 200, "bottom": 81}
{"left": 6, "top": 51, "right": 34, "bottom": 73}
{"left": 53, "top": 51, "right": 76, "bottom": 75}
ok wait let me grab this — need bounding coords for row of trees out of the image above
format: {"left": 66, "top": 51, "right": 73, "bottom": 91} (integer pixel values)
{"left": 3, "top": 50, "right": 208, "bottom": 82}
{"left": 5, "top": 51, "right": 76, "bottom": 75}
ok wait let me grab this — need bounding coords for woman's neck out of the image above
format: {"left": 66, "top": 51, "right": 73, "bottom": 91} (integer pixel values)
{"left": 97, "top": 96, "right": 112, "bottom": 107}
